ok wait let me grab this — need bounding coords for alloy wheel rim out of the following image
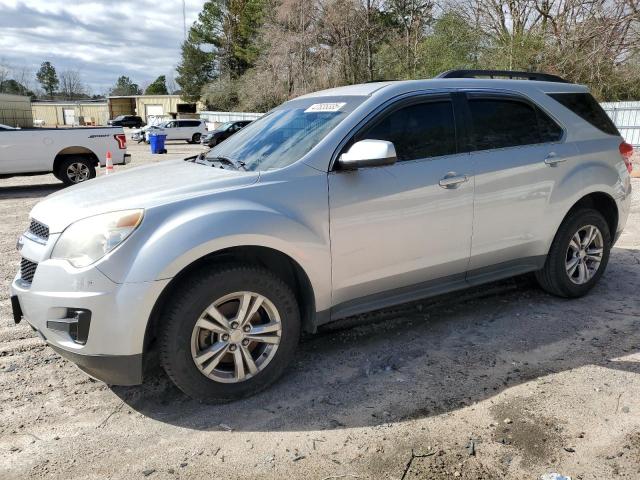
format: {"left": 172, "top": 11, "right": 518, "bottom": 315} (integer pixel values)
{"left": 565, "top": 224, "right": 604, "bottom": 285}
{"left": 190, "top": 291, "right": 282, "bottom": 383}
{"left": 66, "top": 162, "right": 90, "bottom": 183}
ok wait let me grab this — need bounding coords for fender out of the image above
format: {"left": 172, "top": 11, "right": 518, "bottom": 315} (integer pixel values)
{"left": 97, "top": 196, "right": 332, "bottom": 312}
{"left": 542, "top": 156, "right": 628, "bottom": 254}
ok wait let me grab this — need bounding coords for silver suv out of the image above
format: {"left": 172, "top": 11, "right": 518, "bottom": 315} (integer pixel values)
{"left": 11, "top": 70, "right": 634, "bottom": 402}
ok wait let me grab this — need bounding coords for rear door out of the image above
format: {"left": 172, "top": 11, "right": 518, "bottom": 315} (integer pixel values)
{"left": 328, "top": 93, "right": 475, "bottom": 312}
{"left": 461, "top": 91, "right": 578, "bottom": 277}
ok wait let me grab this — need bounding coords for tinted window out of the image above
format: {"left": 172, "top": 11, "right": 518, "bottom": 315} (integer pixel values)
{"left": 468, "top": 98, "right": 540, "bottom": 150}
{"left": 549, "top": 93, "right": 619, "bottom": 135}
{"left": 537, "top": 108, "right": 563, "bottom": 142}
{"left": 358, "top": 100, "right": 456, "bottom": 161}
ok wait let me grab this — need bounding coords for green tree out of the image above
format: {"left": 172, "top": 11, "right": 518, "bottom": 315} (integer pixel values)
{"left": 110, "top": 76, "right": 142, "bottom": 96}
{"left": 176, "top": 36, "right": 215, "bottom": 103}
{"left": 36, "top": 61, "right": 58, "bottom": 98}
{"left": 176, "top": 0, "right": 267, "bottom": 104}
{"left": 145, "top": 75, "right": 169, "bottom": 95}
{"left": 0, "top": 79, "right": 34, "bottom": 97}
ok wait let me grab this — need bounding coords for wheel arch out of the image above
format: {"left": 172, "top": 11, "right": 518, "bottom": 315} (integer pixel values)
{"left": 53, "top": 146, "right": 99, "bottom": 173}
{"left": 143, "top": 245, "right": 318, "bottom": 355}
{"left": 557, "top": 191, "right": 618, "bottom": 246}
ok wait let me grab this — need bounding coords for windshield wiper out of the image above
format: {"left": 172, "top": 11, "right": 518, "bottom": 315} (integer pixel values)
{"left": 205, "top": 156, "right": 247, "bottom": 170}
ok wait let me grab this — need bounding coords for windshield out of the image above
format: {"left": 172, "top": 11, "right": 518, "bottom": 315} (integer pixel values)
{"left": 204, "top": 96, "right": 365, "bottom": 171}
{"left": 114, "top": 116, "right": 124, "bottom": 121}
{"left": 217, "top": 122, "right": 233, "bottom": 131}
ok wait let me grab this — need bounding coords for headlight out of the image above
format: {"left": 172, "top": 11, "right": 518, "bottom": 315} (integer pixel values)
{"left": 51, "top": 209, "right": 144, "bottom": 267}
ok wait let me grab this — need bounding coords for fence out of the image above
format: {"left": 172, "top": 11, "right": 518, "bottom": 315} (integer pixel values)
{"left": 198, "top": 111, "right": 263, "bottom": 129}
{"left": 601, "top": 101, "right": 640, "bottom": 147}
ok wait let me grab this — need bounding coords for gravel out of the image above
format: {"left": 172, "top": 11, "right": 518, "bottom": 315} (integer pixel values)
{"left": 1, "top": 139, "right": 639, "bottom": 479}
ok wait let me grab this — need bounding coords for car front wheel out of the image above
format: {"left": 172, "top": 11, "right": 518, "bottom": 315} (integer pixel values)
{"left": 535, "top": 208, "right": 611, "bottom": 298}
{"left": 159, "top": 264, "right": 301, "bottom": 403}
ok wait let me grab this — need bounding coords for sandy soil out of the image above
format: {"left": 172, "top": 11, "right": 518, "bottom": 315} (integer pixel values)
{"left": 1, "top": 137, "right": 639, "bottom": 480}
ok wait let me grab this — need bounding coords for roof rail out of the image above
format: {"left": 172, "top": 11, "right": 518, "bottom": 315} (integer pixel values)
{"left": 436, "top": 69, "right": 569, "bottom": 83}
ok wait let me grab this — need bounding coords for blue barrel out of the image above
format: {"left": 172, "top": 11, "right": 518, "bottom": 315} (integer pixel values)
{"left": 149, "top": 133, "right": 167, "bottom": 154}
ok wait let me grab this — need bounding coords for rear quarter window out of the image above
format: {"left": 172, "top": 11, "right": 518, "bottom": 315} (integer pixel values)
{"left": 548, "top": 93, "right": 619, "bottom": 136}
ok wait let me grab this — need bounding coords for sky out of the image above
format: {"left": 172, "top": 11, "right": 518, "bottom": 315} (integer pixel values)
{"left": 0, "top": 0, "right": 205, "bottom": 95}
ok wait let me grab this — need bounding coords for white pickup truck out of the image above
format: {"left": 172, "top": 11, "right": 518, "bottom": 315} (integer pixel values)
{"left": 0, "top": 127, "right": 130, "bottom": 186}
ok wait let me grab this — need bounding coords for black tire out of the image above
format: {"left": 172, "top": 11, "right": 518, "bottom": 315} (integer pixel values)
{"left": 57, "top": 156, "right": 96, "bottom": 186}
{"left": 192, "top": 133, "right": 202, "bottom": 143}
{"left": 208, "top": 138, "right": 218, "bottom": 148}
{"left": 159, "top": 264, "right": 301, "bottom": 403}
{"left": 535, "top": 208, "right": 611, "bottom": 298}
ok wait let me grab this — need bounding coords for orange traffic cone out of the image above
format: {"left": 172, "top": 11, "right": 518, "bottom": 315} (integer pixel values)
{"left": 105, "top": 151, "right": 113, "bottom": 175}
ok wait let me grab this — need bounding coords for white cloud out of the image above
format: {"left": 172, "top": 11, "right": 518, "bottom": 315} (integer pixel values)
{"left": 0, "top": 0, "right": 204, "bottom": 94}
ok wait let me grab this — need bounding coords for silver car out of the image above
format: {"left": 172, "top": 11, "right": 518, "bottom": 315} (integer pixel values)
{"left": 10, "top": 70, "right": 634, "bottom": 402}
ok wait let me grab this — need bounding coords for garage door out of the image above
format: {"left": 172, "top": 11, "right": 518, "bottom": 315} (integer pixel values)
{"left": 63, "top": 108, "right": 75, "bottom": 125}
{"left": 145, "top": 104, "right": 164, "bottom": 120}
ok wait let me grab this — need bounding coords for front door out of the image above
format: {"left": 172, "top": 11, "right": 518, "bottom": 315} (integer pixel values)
{"left": 328, "top": 94, "right": 475, "bottom": 316}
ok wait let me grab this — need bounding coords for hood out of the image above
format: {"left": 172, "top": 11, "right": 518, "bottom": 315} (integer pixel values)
{"left": 30, "top": 159, "right": 260, "bottom": 233}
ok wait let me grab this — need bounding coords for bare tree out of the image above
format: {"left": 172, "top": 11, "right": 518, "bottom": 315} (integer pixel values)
{"left": 0, "top": 60, "right": 10, "bottom": 92}
{"left": 58, "top": 70, "right": 86, "bottom": 100}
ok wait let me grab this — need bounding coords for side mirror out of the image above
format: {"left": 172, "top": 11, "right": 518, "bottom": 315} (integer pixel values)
{"left": 338, "top": 140, "right": 397, "bottom": 170}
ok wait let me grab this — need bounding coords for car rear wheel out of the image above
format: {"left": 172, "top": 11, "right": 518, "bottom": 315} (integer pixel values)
{"left": 190, "top": 133, "right": 202, "bottom": 144}
{"left": 57, "top": 157, "right": 96, "bottom": 186}
{"left": 159, "top": 264, "right": 301, "bottom": 403}
{"left": 535, "top": 208, "right": 611, "bottom": 298}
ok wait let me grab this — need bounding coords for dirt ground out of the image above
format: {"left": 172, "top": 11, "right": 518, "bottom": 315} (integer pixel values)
{"left": 1, "top": 136, "right": 639, "bottom": 480}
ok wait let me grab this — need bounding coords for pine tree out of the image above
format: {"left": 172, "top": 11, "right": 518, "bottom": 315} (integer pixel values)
{"left": 145, "top": 75, "right": 169, "bottom": 95}
{"left": 36, "top": 61, "right": 58, "bottom": 98}
{"left": 110, "top": 76, "right": 141, "bottom": 96}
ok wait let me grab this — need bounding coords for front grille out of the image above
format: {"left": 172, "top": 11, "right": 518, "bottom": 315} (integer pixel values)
{"left": 20, "top": 258, "right": 38, "bottom": 284}
{"left": 28, "top": 219, "right": 49, "bottom": 241}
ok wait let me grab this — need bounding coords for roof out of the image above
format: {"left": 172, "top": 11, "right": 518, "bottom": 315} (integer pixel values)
{"left": 32, "top": 101, "right": 107, "bottom": 106}
{"left": 108, "top": 94, "right": 183, "bottom": 99}
{"left": 299, "top": 78, "right": 587, "bottom": 99}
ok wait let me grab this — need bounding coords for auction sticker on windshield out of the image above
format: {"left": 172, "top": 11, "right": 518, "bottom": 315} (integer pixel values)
{"left": 304, "top": 102, "right": 346, "bottom": 113}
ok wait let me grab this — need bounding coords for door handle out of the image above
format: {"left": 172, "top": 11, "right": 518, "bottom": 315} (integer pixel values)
{"left": 439, "top": 173, "right": 469, "bottom": 189}
{"left": 544, "top": 152, "right": 566, "bottom": 166}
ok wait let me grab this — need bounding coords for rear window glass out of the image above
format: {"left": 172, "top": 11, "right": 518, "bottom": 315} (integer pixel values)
{"left": 468, "top": 98, "right": 540, "bottom": 150}
{"left": 549, "top": 93, "right": 619, "bottom": 136}
{"left": 537, "top": 108, "right": 563, "bottom": 143}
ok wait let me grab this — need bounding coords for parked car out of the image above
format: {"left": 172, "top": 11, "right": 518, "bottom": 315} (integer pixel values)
{"left": 108, "top": 115, "right": 145, "bottom": 129}
{"left": 201, "top": 120, "right": 252, "bottom": 147}
{"left": 0, "top": 126, "right": 130, "bottom": 185}
{"left": 11, "top": 70, "right": 633, "bottom": 403}
{"left": 0, "top": 123, "right": 19, "bottom": 130}
{"left": 132, "top": 119, "right": 208, "bottom": 144}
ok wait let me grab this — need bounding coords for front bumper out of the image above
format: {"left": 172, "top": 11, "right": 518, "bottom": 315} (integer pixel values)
{"left": 11, "top": 234, "right": 170, "bottom": 385}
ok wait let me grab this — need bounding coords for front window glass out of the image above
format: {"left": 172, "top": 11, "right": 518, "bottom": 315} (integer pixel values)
{"left": 204, "top": 96, "right": 365, "bottom": 171}
{"left": 357, "top": 100, "right": 457, "bottom": 161}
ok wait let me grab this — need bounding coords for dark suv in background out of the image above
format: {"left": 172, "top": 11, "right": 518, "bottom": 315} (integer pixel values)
{"left": 201, "top": 120, "right": 252, "bottom": 147}
{"left": 108, "top": 115, "right": 145, "bottom": 128}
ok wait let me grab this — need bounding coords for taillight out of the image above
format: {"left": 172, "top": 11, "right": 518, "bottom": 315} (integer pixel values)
{"left": 114, "top": 133, "right": 127, "bottom": 150}
{"left": 620, "top": 141, "right": 633, "bottom": 173}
